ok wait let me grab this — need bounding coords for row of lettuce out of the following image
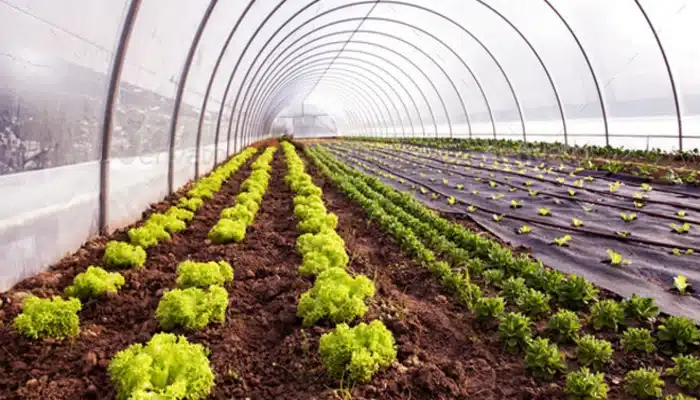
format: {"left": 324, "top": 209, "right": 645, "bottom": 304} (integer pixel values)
{"left": 281, "top": 141, "right": 397, "bottom": 383}
{"left": 11, "top": 147, "right": 272, "bottom": 399}
{"left": 308, "top": 144, "right": 700, "bottom": 400}
{"left": 12, "top": 147, "right": 257, "bottom": 340}
{"left": 347, "top": 136, "right": 700, "bottom": 186}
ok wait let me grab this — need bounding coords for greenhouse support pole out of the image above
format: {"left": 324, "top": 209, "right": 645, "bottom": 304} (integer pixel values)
{"left": 634, "top": 0, "right": 683, "bottom": 151}
{"left": 98, "top": 0, "right": 141, "bottom": 235}
{"left": 167, "top": 0, "right": 217, "bottom": 195}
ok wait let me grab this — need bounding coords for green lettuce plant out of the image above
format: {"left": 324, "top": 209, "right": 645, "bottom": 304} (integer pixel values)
{"left": 621, "top": 328, "right": 656, "bottom": 354}
{"left": 474, "top": 296, "right": 505, "bottom": 320}
{"left": 624, "top": 368, "right": 664, "bottom": 399}
{"left": 576, "top": 335, "right": 613, "bottom": 370}
{"left": 156, "top": 286, "right": 228, "bottom": 331}
{"left": 657, "top": 316, "right": 700, "bottom": 354}
{"left": 108, "top": 333, "right": 215, "bottom": 400}
{"left": 64, "top": 266, "right": 125, "bottom": 299}
{"left": 13, "top": 296, "right": 81, "bottom": 340}
{"left": 164, "top": 206, "right": 194, "bottom": 222}
{"left": 318, "top": 320, "right": 397, "bottom": 382}
{"left": 178, "top": 197, "right": 204, "bottom": 212}
{"left": 565, "top": 367, "right": 608, "bottom": 400}
{"left": 104, "top": 240, "right": 146, "bottom": 269}
{"left": 590, "top": 300, "right": 625, "bottom": 331}
{"left": 525, "top": 337, "right": 566, "bottom": 378}
{"left": 297, "top": 268, "right": 375, "bottom": 327}
{"left": 176, "top": 260, "right": 234, "bottom": 288}
{"left": 547, "top": 309, "right": 582, "bottom": 342}
{"left": 208, "top": 218, "right": 247, "bottom": 244}
{"left": 667, "top": 354, "right": 700, "bottom": 390}
{"left": 128, "top": 222, "right": 171, "bottom": 248}
{"left": 498, "top": 312, "right": 533, "bottom": 352}
{"left": 147, "top": 212, "right": 186, "bottom": 233}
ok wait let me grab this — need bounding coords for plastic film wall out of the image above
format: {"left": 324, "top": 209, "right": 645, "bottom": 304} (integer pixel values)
{"left": 1, "top": 0, "right": 699, "bottom": 289}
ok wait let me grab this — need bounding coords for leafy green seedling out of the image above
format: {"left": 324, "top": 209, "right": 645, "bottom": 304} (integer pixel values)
{"left": 508, "top": 187, "right": 517, "bottom": 192}
{"left": 430, "top": 177, "right": 436, "bottom": 182}
{"left": 678, "top": 210, "right": 687, "bottom": 218}
{"left": 493, "top": 214, "right": 504, "bottom": 222}
{"left": 584, "top": 176, "right": 595, "bottom": 182}
{"left": 670, "top": 222, "right": 691, "bottom": 234}
{"left": 491, "top": 193, "right": 505, "bottom": 201}
{"left": 456, "top": 184, "right": 464, "bottom": 190}
{"left": 620, "top": 212, "right": 637, "bottom": 222}
{"left": 553, "top": 235, "right": 572, "bottom": 247}
{"left": 511, "top": 200, "right": 523, "bottom": 209}
{"left": 634, "top": 201, "right": 646, "bottom": 209}
{"left": 674, "top": 275, "right": 691, "bottom": 295}
{"left": 489, "top": 181, "right": 498, "bottom": 188}
{"left": 472, "top": 190, "right": 479, "bottom": 195}
{"left": 609, "top": 181, "right": 622, "bottom": 192}
{"left": 583, "top": 205, "right": 594, "bottom": 212}
{"left": 474, "top": 177, "right": 482, "bottom": 182}
{"left": 537, "top": 174, "right": 545, "bottom": 180}
{"left": 556, "top": 177, "right": 566, "bottom": 184}
{"left": 633, "top": 192, "right": 645, "bottom": 200}
{"left": 524, "top": 180, "right": 533, "bottom": 187}
{"left": 568, "top": 189, "right": 577, "bottom": 197}
{"left": 607, "top": 249, "right": 631, "bottom": 266}
{"left": 529, "top": 190, "right": 539, "bottom": 197}
{"left": 641, "top": 183, "right": 653, "bottom": 192}
{"left": 573, "top": 179, "right": 584, "bottom": 188}
{"left": 441, "top": 178, "right": 448, "bottom": 185}
{"left": 518, "top": 225, "right": 532, "bottom": 234}
{"left": 466, "top": 205, "right": 477, "bottom": 213}
{"left": 616, "top": 231, "right": 630, "bottom": 238}
{"left": 572, "top": 218, "right": 583, "bottom": 227}
{"left": 419, "top": 187, "right": 428, "bottom": 194}
{"left": 447, "top": 196, "right": 456, "bottom": 206}
{"left": 538, "top": 208, "right": 551, "bottom": 216}
{"left": 554, "top": 199, "right": 563, "bottom": 205}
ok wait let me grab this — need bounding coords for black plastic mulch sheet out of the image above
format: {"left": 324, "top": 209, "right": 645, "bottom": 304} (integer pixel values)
{"left": 324, "top": 142, "right": 700, "bottom": 322}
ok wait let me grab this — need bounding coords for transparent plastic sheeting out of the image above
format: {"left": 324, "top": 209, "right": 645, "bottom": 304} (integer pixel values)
{"left": 1, "top": 0, "right": 699, "bottom": 289}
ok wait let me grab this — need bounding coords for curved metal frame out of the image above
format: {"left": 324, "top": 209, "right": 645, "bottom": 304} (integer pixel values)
{"left": 166, "top": 0, "right": 217, "bottom": 194}
{"left": 633, "top": 0, "right": 683, "bottom": 151}
{"left": 98, "top": 0, "right": 141, "bottom": 234}
{"left": 193, "top": 0, "right": 255, "bottom": 178}
{"left": 248, "top": 41, "right": 452, "bottom": 144}
{"left": 258, "top": 51, "right": 427, "bottom": 137}
{"left": 232, "top": 0, "right": 526, "bottom": 144}
{"left": 241, "top": 19, "right": 497, "bottom": 143}
{"left": 543, "top": 0, "right": 609, "bottom": 146}
{"left": 261, "top": 66, "right": 396, "bottom": 136}
{"left": 240, "top": 26, "right": 471, "bottom": 142}
{"left": 225, "top": 4, "right": 456, "bottom": 154}
{"left": 271, "top": 77, "right": 377, "bottom": 135}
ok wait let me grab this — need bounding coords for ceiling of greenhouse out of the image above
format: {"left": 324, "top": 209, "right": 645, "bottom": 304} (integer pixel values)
{"left": 2, "top": 0, "right": 700, "bottom": 162}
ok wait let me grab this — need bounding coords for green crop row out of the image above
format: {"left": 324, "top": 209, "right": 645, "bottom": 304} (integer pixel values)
{"left": 209, "top": 146, "right": 277, "bottom": 244}
{"left": 281, "top": 141, "right": 396, "bottom": 383}
{"left": 308, "top": 144, "right": 700, "bottom": 400}
{"left": 346, "top": 136, "right": 699, "bottom": 186}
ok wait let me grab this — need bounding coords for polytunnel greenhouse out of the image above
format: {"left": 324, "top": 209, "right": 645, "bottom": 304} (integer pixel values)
{"left": 2, "top": 0, "right": 700, "bottom": 399}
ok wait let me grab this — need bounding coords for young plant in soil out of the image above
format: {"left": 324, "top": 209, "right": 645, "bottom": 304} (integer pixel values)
{"left": 64, "top": 266, "right": 125, "bottom": 300}
{"left": 108, "top": 333, "right": 215, "bottom": 400}
{"left": 104, "top": 240, "right": 147, "bottom": 269}
{"left": 511, "top": 199, "right": 523, "bottom": 208}
{"left": 524, "top": 337, "right": 567, "bottom": 379}
{"left": 492, "top": 214, "right": 504, "bottom": 222}
{"left": 518, "top": 225, "right": 532, "bottom": 234}
{"left": 297, "top": 268, "right": 375, "bottom": 327}
{"left": 666, "top": 354, "right": 700, "bottom": 390}
{"left": 13, "top": 296, "right": 82, "bottom": 340}
{"left": 623, "top": 294, "right": 660, "bottom": 322}
{"left": 498, "top": 312, "right": 533, "bottom": 352}
{"left": 670, "top": 222, "right": 692, "bottom": 234}
{"left": 657, "top": 316, "right": 700, "bottom": 354}
{"left": 621, "top": 328, "right": 656, "bottom": 354}
{"left": 318, "top": 320, "right": 397, "bottom": 382}
{"left": 538, "top": 207, "right": 551, "bottom": 216}
{"left": 590, "top": 299, "right": 625, "bottom": 331}
{"left": 606, "top": 249, "right": 631, "bottom": 266}
{"left": 553, "top": 234, "right": 572, "bottom": 247}
{"left": 619, "top": 212, "right": 637, "bottom": 222}
{"left": 565, "top": 367, "right": 609, "bottom": 400}
{"left": 176, "top": 260, "right": 234, "bottom": 288}
{"left": 474, "top": 296, "right": 505, "bottom": 320}
{"left": 547, "top": 309, "right": 582, "bottom": 343}
{"left": 575, "top": 335, "right": 613, "bottom": 370}
{"left": 156, "top": 286, "right": 228, "bottom": 331}
{"left": 674, "top": 275, "right": 692, "bottom": 295}
{"left": 571, "top": 218, "right": 584, "bottom": 227}
{"left": 624, "top": 368, "right": 664, "bottom": 399}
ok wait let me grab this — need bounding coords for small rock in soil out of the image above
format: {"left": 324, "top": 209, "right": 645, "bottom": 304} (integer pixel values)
{"left": 245, "top": 269, "right": 256, "bottom": 279}
{"left": 84, "top": 351, "right": 98, "bottom": 366}
{"left": 25, "top": 378, "right": 38, "bottom": 387}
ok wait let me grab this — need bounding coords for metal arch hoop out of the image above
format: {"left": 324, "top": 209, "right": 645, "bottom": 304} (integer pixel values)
{"left": 264, "top": 76, "right": 377, "bottom": 138}
{"left": 251, "top": 49, "right": 437, "bottom": 142}
{"left": 543, "top": 0, "right": 609, "bottom": 146}
{"left": 266, "top": 57, "right": 415, "bottom": 137}
{"left": 261, "top": 69, "right": 391, "bottom": 136}
{"left": 193, "top": 0, "right": 255, "bottom": 178}
{"left": 633, "top": 0, "right": 683, "bottom": 151}
{"left": 473, "top": 0, "right": 566, "bottom": 143}
{"left": 229, "top": 0, "right": 524, "bottom": 143}
{"left": 239, "top": 27, "right": 469, "bottom": 143}
{"left": 166, "top": 0, "right": 217, "bottom": 194}
{"left": 266, "top": 82, "right": 370, "bottom": 137}
{"left": 245, "top": 34, "right": 457, "bottom": 144}
{"left": 230, "top": 24, "right": 453, "bottom": 152}
{"left": 253, "top": 51, "right": 426, "bottom": 138}
{"left": 98, "top": 0, "right": 141, "bottom": 234}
